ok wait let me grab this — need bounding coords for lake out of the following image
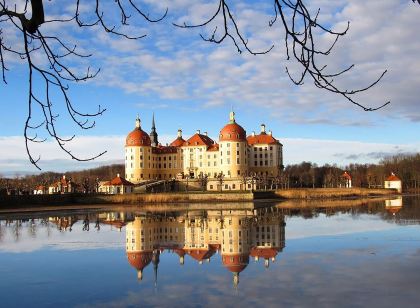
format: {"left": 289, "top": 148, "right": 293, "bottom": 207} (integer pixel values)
{"left": 0, "top": 196, "right": 419, "bottom": 307}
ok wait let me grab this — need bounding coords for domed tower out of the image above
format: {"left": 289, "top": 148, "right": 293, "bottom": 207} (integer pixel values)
{"left": 218, "top": 111, "right": 248, "bottom": 178}
{"left": 126, "top": 217, "right": 154, "bottom": 280}
{"left": 125, "top": 116, "right": 152, "bottom": 183}
{"left": 220, "top": 210, "right": 251, "bottom": 287}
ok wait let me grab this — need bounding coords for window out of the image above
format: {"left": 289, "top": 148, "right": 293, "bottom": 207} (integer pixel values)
{"left": 237, "top": 170, "right": 240, "bottom": 175}
{"left": 237, "top": 151, "right": 239, "bottom": 155}
{"left": 227, "top": 151, "right": 230, "bottom": 155}
{"left": 225, "top": 184, "right": 229, "bottom": 189}
{"left": 140, "top": 155, "right": 143, "bottom": 160}
{"left": 232, "top": 184, "right": 236, "bottom": 189}
{"left": 210, "top": 185, "right": 213, "bottom": 189}
{"left": 236, "top": 158, "right": 240, "bottom": 164}
{"left": 227, "top": 143, "right": 230, "bottom": 147}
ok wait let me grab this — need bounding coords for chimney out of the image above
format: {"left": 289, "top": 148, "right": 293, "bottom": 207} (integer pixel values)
{"left": 117, "top": 173, "right": 120, "bottom": 178}
{"left": 177, "top": 129, "right": 182, "bottom": 138}
{"left": 268, "top": 130, "right": 272, "bottom": 136}
{"left": 252, "top": 131, "right": 255, "bottom": 137}
{"left": 260, "top": 124, "right": 266, "bottom": 134}
{"left": 196, "top": 129, "right": 201, "bottom": 135}
{"left": 204, "top": 131, "right": 208, "bottom": 136}
{"left": 62, "top": 175, "right": 66, "bottom": 180}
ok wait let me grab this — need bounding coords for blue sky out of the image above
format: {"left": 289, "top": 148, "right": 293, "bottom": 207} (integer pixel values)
{"left": 0, "top": 0, "right": 419, "bottom": 174}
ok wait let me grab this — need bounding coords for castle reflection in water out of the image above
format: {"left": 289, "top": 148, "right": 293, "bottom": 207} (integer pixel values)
{"left": 125, "top": 208, "right": 285, "bottom": 286}
{"left": 3, "top": 197, "right": 418, "bottom": 287}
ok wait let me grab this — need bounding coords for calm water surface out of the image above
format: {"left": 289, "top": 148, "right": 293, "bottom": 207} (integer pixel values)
{"left": 0, "top": 196, "right": 419, "bottom": 307}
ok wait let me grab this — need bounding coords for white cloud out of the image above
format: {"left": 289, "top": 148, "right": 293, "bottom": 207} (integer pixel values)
{"left": 0, "top": 134, "right": 418, "bottom": 174}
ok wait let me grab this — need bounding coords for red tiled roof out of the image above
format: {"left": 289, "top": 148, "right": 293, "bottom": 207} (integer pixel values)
{"left": 247, "top": 133, "right": 279, "bottom": 145}
{"left": 222, "top": 253, "right": 249, "bottom": 273}
{"left": 152, "top": 146, "right": 178, "bottom": 154}
{"left": 170, "top": 137, "right": 185, "bottom": 147}
{"left": 184, "top": 134, "right": 215, "bottom": 147}
{"left": 110, "top": 176, "right": 134, "bottom": 186}
{"left": 219, "top": 123, "right": 247, "bottom": 142}
{"left": 342, "top": 172, "right": 352, "bottom": 180}
{"left": 126, "top": 127, "right": 151, "bottom": 147}
{"left": 250, "top": 247, "right": 278, "bottom": 259}
{"left": 207, "top": 143, "right": 219, "bottom": 152}
{"left": 186, "top": 248, "right": 215, "bottom": 262}
{"left": 386, "top": 173, "right": 401, "bottom": 181}
{"left": 127, "top": 251, "right": 153, "bottom": 271}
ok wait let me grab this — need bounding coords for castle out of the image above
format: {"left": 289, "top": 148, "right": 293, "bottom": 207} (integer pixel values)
{"left": 125, "top": 111, "right": 283, "bottom": 190}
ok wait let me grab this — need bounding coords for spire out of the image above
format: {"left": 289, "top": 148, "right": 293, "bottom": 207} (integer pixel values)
{"left": 260, "top": 123, "right": 266, "bottom": 134}
{"left": 150, "top": 113, "right": 159, "bottom": 147}
{"left": 152, "top": 249, "right": 160, "bottom": 288}
{"left": 229, "top": 110, "right": 236, "bottom": 123}
{"left": 233, "top": 272, "right": 239, "bottom": 288}
{"left": 135, "top": 115, "right": 141, "bottom": 128}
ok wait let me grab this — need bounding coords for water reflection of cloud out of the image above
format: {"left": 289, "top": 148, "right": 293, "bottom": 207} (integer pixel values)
{"left": 286, "top": 213, "right": 399, "bottom": 240}
{"left": 0, "top": 222, "right": 124, "bottom": 253}
{"left": 78, "top": 245, "right": 420, "bottom": 307}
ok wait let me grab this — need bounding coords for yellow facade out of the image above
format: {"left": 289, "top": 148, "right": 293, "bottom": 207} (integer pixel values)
{"left": 125, "top": 208, "right": 286, "bottom": 282}
{"left": 125, "top": 112, "right": 283, "bottom": 185}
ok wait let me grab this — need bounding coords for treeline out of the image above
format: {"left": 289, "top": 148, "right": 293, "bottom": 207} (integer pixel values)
{"left": 0, "top": 164, "right": 124, "bottom": 194}
{"left": 284, "top": 153, "right": 420, "bottom": 189}
{"left": 0, "top": 153, "right": 419, "bottom": 194}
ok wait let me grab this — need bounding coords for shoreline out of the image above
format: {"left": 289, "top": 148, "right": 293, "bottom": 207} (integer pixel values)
{"left": 0, "top": 188, "right": 403, "bottom": 214}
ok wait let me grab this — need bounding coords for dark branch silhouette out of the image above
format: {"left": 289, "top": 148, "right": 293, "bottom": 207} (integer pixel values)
{"left": 0, "top": 0, "right": 165, "bottom": 169}
{"left": 2, "top": 0, "right": 416, "bottom": 169}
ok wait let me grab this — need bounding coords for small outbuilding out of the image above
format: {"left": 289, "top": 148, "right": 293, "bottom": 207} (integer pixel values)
{"left": 48, "top": 175, "right": 76, "bottom": 194}
{"left": 341, "top": 171, "right": 352, "bottom": 188}
{"left": 98, "top": 174, "right": 134, "bottom": 194}
{"left": 384, "top": 172, "right": 402, "bottom": 193}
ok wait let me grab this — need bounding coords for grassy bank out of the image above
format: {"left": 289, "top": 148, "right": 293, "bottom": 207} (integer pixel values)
{"left": 0, "top": 188, "right": 399, "bottom": 210}
{"left": 261, "top": 187, "right": 398, "bottom": 200}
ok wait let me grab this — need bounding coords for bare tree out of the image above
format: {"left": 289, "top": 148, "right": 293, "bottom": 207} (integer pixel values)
{"left": 2, "top": 1, "right": 417, "bottom": 169}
